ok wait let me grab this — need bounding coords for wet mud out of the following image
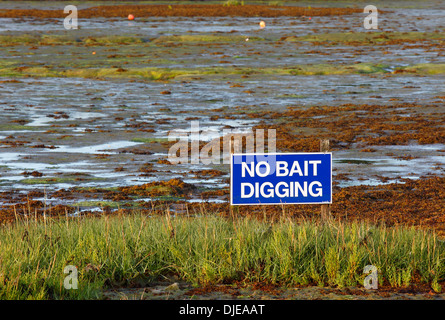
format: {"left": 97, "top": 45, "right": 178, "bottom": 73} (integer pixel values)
{"left": 102, "top": 280, "right": 445, "bottom": 300}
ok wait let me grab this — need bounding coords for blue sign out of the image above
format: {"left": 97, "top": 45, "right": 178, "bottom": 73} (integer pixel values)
{"left": 231, "top": 153, "right": 332, "bottom": 205}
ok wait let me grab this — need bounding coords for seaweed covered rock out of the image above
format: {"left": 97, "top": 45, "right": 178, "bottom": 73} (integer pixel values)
{"left": 118, "top": 179, "right": 196, "bottom": 197}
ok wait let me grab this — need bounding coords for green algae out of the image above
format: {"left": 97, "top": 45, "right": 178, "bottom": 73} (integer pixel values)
{"left": 2, "top": 60, "right": 445, "bottom": 81}
{"left": 0, "top": 124, "right": 42, "bottom": 131}
{"left": 152, "top": 34, "right": 264, "bottom": 43}
{"left": 70, "top": 200, "right": 123, "bottom": 208}
{"left": 20, "top": 176, "right": 106, "bottom": 185}
{"left": 397, "top": 63, "right": 445, "bottom": 75}
{"left": 284, "top": 31, "right": 445, "bottom": 43}
{"left": 131, "top": 137, "right": 170, "bottom": 143}
{"left": 0, "top": 34, "right": 147, "bottom": 46}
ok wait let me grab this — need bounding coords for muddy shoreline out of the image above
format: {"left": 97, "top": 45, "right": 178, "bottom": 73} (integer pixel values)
{"left": 102, "top": 280, "right": 445, "bottom": 300}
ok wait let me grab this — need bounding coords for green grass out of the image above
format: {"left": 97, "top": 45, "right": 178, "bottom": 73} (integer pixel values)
{"left": 0, "top": 213, "right": 444, "bottom": 299}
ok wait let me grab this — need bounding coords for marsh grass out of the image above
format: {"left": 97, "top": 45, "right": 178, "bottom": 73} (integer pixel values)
{"left": 0, "top": 212, "right": 444, "bottom": 299}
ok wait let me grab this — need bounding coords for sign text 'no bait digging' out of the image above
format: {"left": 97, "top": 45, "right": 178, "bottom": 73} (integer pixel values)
{"left": 231, "top": 153, "right": 332, "bottom": 205}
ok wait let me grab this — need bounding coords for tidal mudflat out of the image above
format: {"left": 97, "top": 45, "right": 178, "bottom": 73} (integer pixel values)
{"left": 0, "top": 1, "right": 444, "bottom": 299}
